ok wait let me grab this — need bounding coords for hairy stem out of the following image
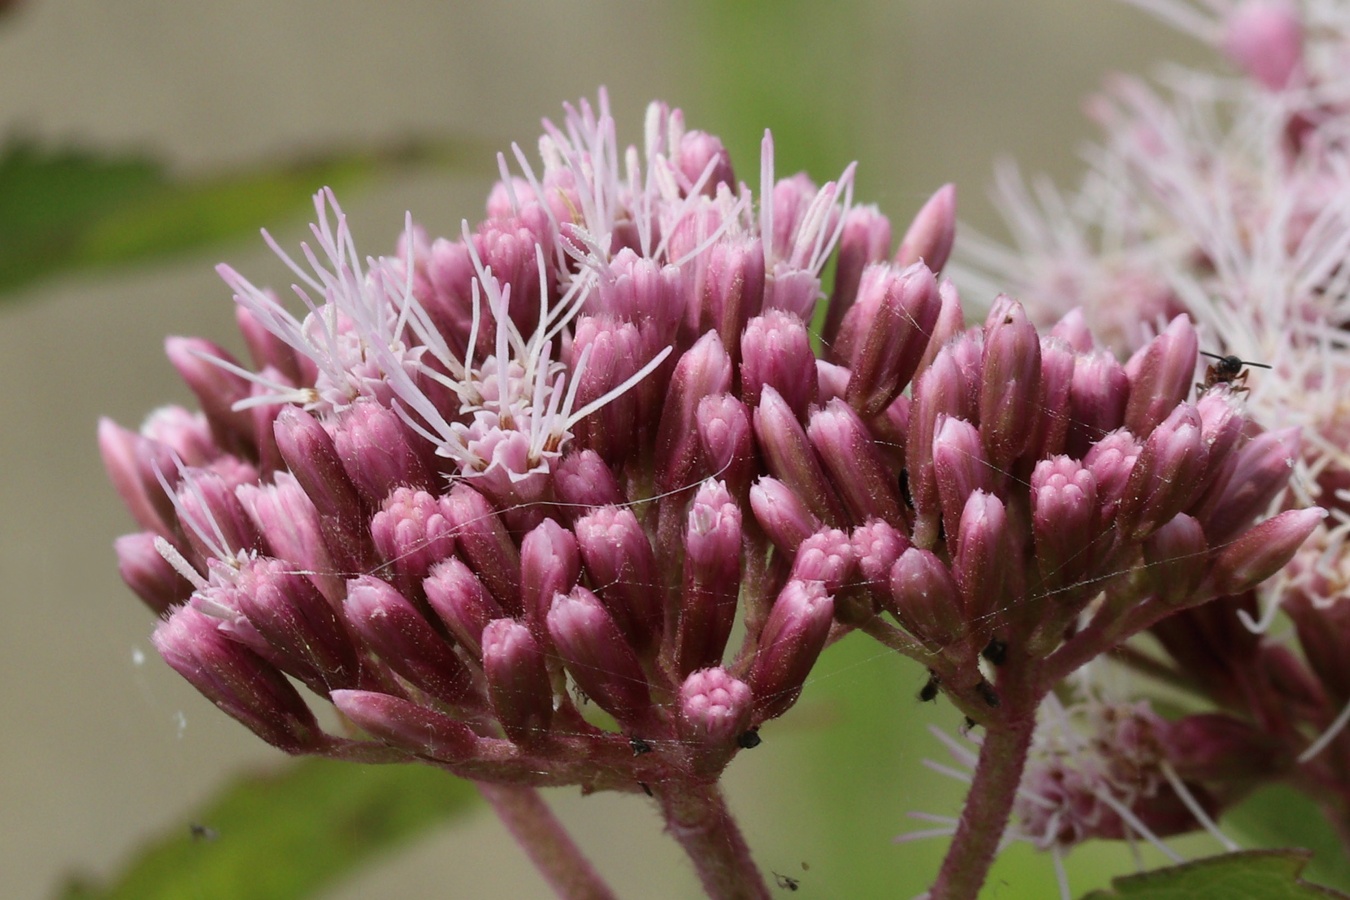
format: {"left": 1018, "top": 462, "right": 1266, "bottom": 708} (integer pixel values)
{"left": 928, "top": 713, "right": 1037, "bottom": 900}
{"left": 656, "top": 781, "right": 771, "bottom": 900}
{"left": 476, "top": 781, "right": 618, "bottom": 900}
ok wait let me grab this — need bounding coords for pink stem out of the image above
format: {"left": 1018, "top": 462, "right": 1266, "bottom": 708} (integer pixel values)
{"left": 928, "top": 712, "right": 1037, "bottom": 900}
{"left": 476, "top": 781, "right": 618, "bottom": 900}
{"left": 656, "top": 781, "right": 771, "bottom": 900}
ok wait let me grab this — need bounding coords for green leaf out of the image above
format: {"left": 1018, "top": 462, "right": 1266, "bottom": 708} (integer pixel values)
{"left": 1079, "top": 850, "right": 1350, "bottom": 900}
{"left": 0, "top": 136, "right": 481, "bottom": 297}
{"left": 1226, "top": 784, "right": 1350, "bottom": 891}
{"left": 56, "top": 758, "right": 480, "bottom": 900}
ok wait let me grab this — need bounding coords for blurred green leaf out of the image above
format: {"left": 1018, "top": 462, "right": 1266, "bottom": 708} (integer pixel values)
{"left": 0, "top": 136, "right": 480, "bottom": 297}
{"left": 1226, "top": 785, "right": 1350, "bottom": 891}
{"left": 1079, "top": 850, "right": 1349, "bottom": 900}
{"left": 56, "top": 758, "right": 479, "bottom": 900}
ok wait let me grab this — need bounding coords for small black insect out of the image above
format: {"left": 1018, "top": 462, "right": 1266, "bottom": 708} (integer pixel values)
{"left": 981, "top": 639, "right": 1007, "bottom": 667}
{"left": 189, "top": 822, "right": 219, "bottom": 842}
{"left": 1198, "top": 350, "right": 1271, "bottom": 395}
{"left": 918, "top": 670, "right": 940, "bottom": 703}
{"left": 737, "top": 727, "right": 762, "bottom": 749}
{"left": 975, "top": 680, "right": 1000, "bottom": 708}
{"left": 773, "top": 871, "right": 801, "bottom": 892}
{"left": 630, "top": 736, "right": 652, "bottom": 756}
{"left": 639, "top": 781, "right": 653, "bottom": 798}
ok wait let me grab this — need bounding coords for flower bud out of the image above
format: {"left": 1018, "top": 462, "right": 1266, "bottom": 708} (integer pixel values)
{"left": 482, "top": 618, "right": 554, "bottom": 746}
{"left": 1162, "top": 713, "right": 1280, "bottom": 782}
{"left": 932, "top": 416, "right": 993, "bottom": 545}
{"left": 1117, "top": 403, "right": 1209, "bottom": 540}
{"left": 896, "top": 184, "right": 956, "bottom": 273}
{"left": 1067, "top": 348, "right": 1130, "bottom": 458}
{"left": 332, "top": 399, "right": 433, "bottom": 505}
{"left": 1143, "top": 513, "right": 1208, "bottom": 606}
{"left": 952, "top": 491, "right": 1010, "bottom": 630}
{"left": 519, "top": 519, "right": 582, "bottom": 637}
{"left": 238, "top": 472, "right": 342, "bottom": 604}
{"left": 345, "top": 574, "right": 473, "bottom": 706}
{"left": 1203, "top": 427, "right": 1300, "bottom": 544}
{"left": 370, "top": 487, "right": 457, "bottom": 602}
{"left": 741, "top": 310, "right": 818, "bottom": 416}
{"left": 696, "top": 393, "right": 754, "bottom": 497}
{"left": 753, "top": 385, "right": 844, "bottom": 525}
{"left": 569, "top": 315, "right": 644, "bottom": 465}
{"left": 99, "top": 418, "right": 174, "bottom": 535}
{"left": 889, "top": 548, "right": 964, "bottom": 649}
{"left": 790, "top": 528, "right": 857, "bottom": 594}
{"left": 977, "top": 298, "right": 1042, "bottom": 470}
{"left": 1209, "top": 507, "right": 1325, "bottom": 596}
{"left": 274, "top": 406, "right": 372, "bottom": 573}
{"left": 678, "top": 667, "right": 753, "bottom": 746}
{"left": 699, "top": 237, "right": 766, "bottom": 354}
{"left": 748, "top": 579, "right": 835, "bottom": 719}
{"left": 574, "top": 506, "right": 663, "bottom": 653}
{"left": 1222, "top": 1, "right": 1304, "bottom": 91}
{"left": 165, "top": 336, "right": 256, "bottom": 455}
{"left": 115, "top": 532, "right": 193, "bottom": 614}
{"left": 1030, "top": 336, "right": 1075, "bottom": 460}
{"left": 154, "top": 605, "right": 322, "bottom": 753}
{"left": 823, "top": 204, "right": 892, "bottom": 344}
{"left": 677, "top": 481, "right": 743, "bottom": 675}
{"left": 655, "top": 331, "right": 733, "bottom": 492}
{"left": 749, "top": 476, "right": 822, "bottom": 554}
{"left": 842, "top": 262, "right": 942, "bottom": 418}
{"left": 851, "top": 519, "right": 910, "bottom": 608}
{"left": 1123, "top": 315, "right": 1198, "bottom": 438}
{"left": 546, "top": 587, "right": 652, "bottom": 725}
{"left": 553, "top": 450, "right": 625, "bottom": 514}
{"left": 424, "top": 556, "right": 506, "bottom": 659}
{"left": 1031, "top": 456, "right": 1100, "bottom": 593}
{"left": 443, "top": 484, "right": 521, "bottom": 613}
{"left": 331, "top": 690, "right": 477, "bottom": 762}
{"left": 807, "top": 398, "right": 904, "bottom": 523}
{"left": 175, "top": 469, "right": 261, "bottom": 563}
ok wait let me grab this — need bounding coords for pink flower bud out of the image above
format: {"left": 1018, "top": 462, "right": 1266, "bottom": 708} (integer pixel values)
{"left": 370, "top": 487, "right": 457, "bottom": 601}
{"left": 1049, "top": 307, "right": 1093, "bottom": 352}
{"left": 154, "top": 605, "right": 322, "bottom": 753}
{"left": 1143, "top": 513, "right": 1208, "bottom": 606}
{"left": 696, "top": 393, "right": 754, "bottom": 496}
{"left": 165, "top": 336, "right": 256, "bottom": 454}
{"left": 952, "top": 491, "right": 1010, "bottom": 630}
{"left": 907, "top": 347, "right": 971, "bottom": 528}
{"left": 1124, "top": 315, "right": 1198, "bottom": 438}
{"left": 574, "top": 506, "right": 663, "bottom": 653}
{"left": 1031, "top": 456, "right": 1099, "bottom": 592}
{"left": 1162, "top": 713, "right": 1280, "bottom": 782}
{"left": 677, "top": 481, "right": 743, "bottom": 675}
{"left": 740, "top": 310, "right": 818, "bottom": 416}
{"left": 331, "top": 689, "right": 477, "bottom": 762}
{"left": 443, "top": 484, "right": 521, "bottom": 613}
{"left": 697, "top": 237, "right": 766, "bottom": 354}
{"left": 345, "top": 575, "right": 473, "bottom": 706}
{"left": 749, "top": 476, "right": 822, "bottom": 553}
{"left": 852, "top": 519, "right": 910, "bottom": 603}
{"left": 748, "top": 579, "right": 834, "bottom": 719}
{"left": 273, "top": 406, "right": 371, "bottom": 573}
{"left": 753, "top": 385, "right": 844, "bottom": 525}
{"left": 1083, "top": 429, "right": 1142, "bottom": 520}
{"left": 678, "top": 130, "right": 735, "bottom": 194}
{"left": 546, "top": 587, "right": 652, "bottom": 725}
{"left": 569, "top": 315, "right": 644, "bottom": 465}
{"left": 238, "top": 472, "right": 342, "bottom": 604}
{"left": 1209, "top": 507, "right": 1325, "bottom": 596}
{"left": 519, "top": 519, "right": 582, "bottom": 636}
{"left": 115, "top": 532, "right": 193, "bottom": 614}
{"left": 979, "top": 298, "right": 1042, "bottom": 470}
{"left": 889, "top": 547, "right": 965, "bottom": 649}
{"left": 1222, "top": 1, "right": 1304, "bottom": 91}
{"left": 823, "top": 204, "right": 892, "bottom": 344}
{"left": 1030, "top": 337, "right": 1075, "bottom": 460}
{"left": 914, "top": 280, "right": 966, "bottom": 378}
{"left": 895, "top": 183, "right": 956, "bottom": 273}
{"left": 1203, "top": 427, "right": 1300, "bottom": 544}
{"left": 679, "top": 667, "right": 752, "bottom": 746}
{"left": 553, "top": 450, "right": 625, "bottom": 514}
{"left": 807, "top": 398, "right": 905, "bottom": 523}
{"left": 175, "top": 469, "right": 262, "bottom": 563}
{"left": 655, "top": 331, "right": 733, "bottom": 492}
{"left": 233, "top": 557, "right": 360, "bottom": 694}
{"left": 99, "top": 419, "right": 173, "bottom": 535}
{"left": 482, "top": 618, "right": 554, "bottom": 746}
{"left": 842, "top": 262, "right": 942, "bottom": 418}
{"left": 932, "top": 416, "right": 993, "bottom": 545}
{"left": 331, "top": 399, "right": 433, "bottom": 506}
{"left": 1067, "top": 348, "right": 1129, "bottom": 458}
{"left": 424, "top": 556, "right": 507, "bottom": 659}
{"left": 1118, "top": 403, "right": 1208, "bottom": 540}
{"left": 790, "top": 528, "right": 858, "bottom": 594}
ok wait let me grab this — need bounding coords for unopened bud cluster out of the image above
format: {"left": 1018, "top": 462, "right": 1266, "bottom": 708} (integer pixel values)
{"left": 102, "top": 93, "right": 1314, "bottom": 811}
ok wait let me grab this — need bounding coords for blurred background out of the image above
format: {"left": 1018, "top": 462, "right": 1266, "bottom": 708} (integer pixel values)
{"left": 0, "top": 1, "right": 1215, "bottom": 897}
